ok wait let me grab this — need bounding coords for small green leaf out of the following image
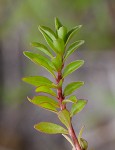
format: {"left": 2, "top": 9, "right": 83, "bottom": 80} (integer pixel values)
{"left": 58, "top": 109, "right": 70, "bottom": 128}
{"left": 62, "top": 60, "right": 84, "bottom": 78}
{"left": 35, "top": 86, "right": 56, "bottom": 97}
{"left": 53, "top": 38, "right": 65, "bottom": 54}
{"left": 23, "top": 51, "right": 56, "bottom": 77}
{"left": 69, "top": 95, "right": 78, "bottom": 103}
{"left": 64, "top": 81, "right": 84, "bottom": 96}
{"left": 22, "top": 76, "right": 54, "bottom": 87}
{"left": 55, "top": 17, "right": 62, "bottom": 30}
{"left": 52, "top": 54, "right": 62, "bottom": 71}
{"left": 39, "top": 27, "right": 58, "bottom": 53}
{"left": 70, "top": 99, "right": 87, "bottom": 117}
{"left": 34, "top": 122, "right": 68, "bottom": 134}
{"left": 64, "top": 40, "right": 84, "bottom": 61}
{"left": 78, "top": 126, "right": 85, "bottom": 142}
{"left": 62, "top": 96, "right": 77, "bottom": 104}
{"left": 65, "top": 25, "right": 82, "bottom": 45}
{"left": 28, "top": 96, "right": 59, "bottom": 112}
{"left": 79, "top": 138, "right": 88, "bottom": 150}
{"left": 31, "top": 42, "right": 53, "bottom": 58}
{"left": 57, "top": 26, "right": 67, "bottom": 41}
{"left": 62, "top": 134, "right": 75, "bottom": 149}
{"left": 39, "top": 26, "right": 57, "bottom": 41}
{"left": 29, "top": 96, "right": 59, "bottom": 108}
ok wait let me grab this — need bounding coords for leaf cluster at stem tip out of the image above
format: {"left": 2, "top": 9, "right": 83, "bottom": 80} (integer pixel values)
{"left": 22, "top": 17, "right": 88, "bottom": 150}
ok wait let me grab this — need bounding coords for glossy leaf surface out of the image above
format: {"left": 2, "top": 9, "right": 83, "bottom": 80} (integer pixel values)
{"left": 22, "top": 76, "right": 53, "bottom": 87}
{"left": 55, "top": 17, "right": 62, "bottom": 30}
{"left": 65, "top": 25, "right": 82, "bottom": 45}
{"left": 35, "top": 86, "right": 56, "bottom": 97}
{"left": 70, "top": 99, "right": 87, "bottom": 117}
{"left": 23, "top": 51, "right": 56, "bottom": 77}
{"left": 39, "top": 26, "right": 57, "bottom": 41}
{"left": 57, "top": 26, "right": 67, "bottom": 40}
{"left": 39, "top": 27, "right": 58, "bottom": 53}
{"left": 28, "top": 96, "right": 59, "bottom": 112}
{"left": 58, "top": 109, "right": 70, "bottom": 128}
{"left": 31, "top": 42, "right": 53, "bottom": 58}
{"left": 64, "top": 81, "right": 84, "bottom": 96}
{"left": 63, "top": 60, "right": 84, "bottom": 78}
{"left": 64, "top": 40, "right": 84, "bottom": 61}
{"left": 34, "top": 122, "right": 68, "bottom": 134}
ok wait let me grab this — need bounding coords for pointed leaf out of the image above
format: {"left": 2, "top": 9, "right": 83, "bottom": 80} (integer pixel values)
{"left": 39, "top": 26, "right": 57, "bottom": 41}
{"left": 70, "top": 99, "right": 87, "bottom": 117}
{"left": 65, "top": 25, "right": 82, "bottom": 45}
{"left": 62, "top": 60, "right": 84, "bottom": 78}
{"left": 23, "top": 51, "right": 56, "bottom": 77}
{"left": 31, "top": 42, "right": 53, "bottom": 58}
{"left": 57, "top": 26, "right": 67, "bottom": 41}
{"left": 39, "top": 26, "right": 58, "bottom": 53}
{"left": 62, "top": 134, "right": 75, "bottom": 149}
{"left": 68, "top": 95, "right": 78, "bottom": 103}
{"left": 29, "top": 96, "right": 59, "bottom": 108}
{"left": 22, "top": 76, "right": 54, "bottom": 87}
{"left": 58, "top": 109, "right": 70, "bottom": 128}
{"left": 55, "top": 17, "right": 62, "bottom": 30}
{"left": 64, "top": 40, "right": 84, "bottom": 61}
{"left": 62, "top": 96, "right": 77, "bottom": 104}
{"left": 34, "top": 122, "right": 68, "bottom": 134}
{"left": 35, "top": 86, "right": 56, "bottom": 97}
{"left": 78, "top": 126, "right": 85, "bottom": 142}
{"left": 64, "top": 81, "right": 84, "bottom": 96}
{"left": 28, "top": 96, "right": 59, "bottom": 112}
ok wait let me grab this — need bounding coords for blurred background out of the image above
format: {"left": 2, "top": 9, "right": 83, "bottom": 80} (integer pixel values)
{"left": 0, "top": 0, "right": 115, "bottom": 150}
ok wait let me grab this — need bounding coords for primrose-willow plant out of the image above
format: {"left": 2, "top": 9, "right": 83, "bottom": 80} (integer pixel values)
{"left": 23, "top": 18, "right": 88, "bottom": 150}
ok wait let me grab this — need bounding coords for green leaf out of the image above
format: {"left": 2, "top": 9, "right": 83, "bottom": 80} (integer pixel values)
{"left": 78, "top": 126, "right": 85, "bottom": 142}
{"left": 34, "top": 122, "right": 68, "bottom": 134}
{"left": 39, "top": 26, "right": 57, "bottom": 41}
{"left": 65, "top": 25, "right": 82, "bottom": 45}
{"left": 22, "top": 76, "right": 54, "bottom": 87}
{"left": 39, "top": 26, "right": 58, "bottom": 53}
{"left": 55, "top": 17, "right": 62, "bottom": 30}
{"left": 52, "top": 54, "right": 62, "bottom": 71}
{"left": 62, "top": 95, "right": 77, "bottom": 104}
{"left": 70, "top": 99, "right": 87, "bottom": 117}
{"left": 23, "top": 51, "right": 56, "bottom": 77}
{"left": 53, "top": 38, "right": 65, "bottom": 54}
{"left": 79, "top": 138, "right": 88, "bottom": 150}
{"left": 64, "top": 40, "right": 84, "bottom": 61}
{"left": 58, "top": 109, "right": 70, "bottom": 128}
{"left": 62, "top": 134, "right": 75, "bottom": 149}
{"left": 68, "top": 95, "right": 78, "bottom": 103}
{"left": 62, "top": 60, "right": 84, "bottom": 78}
{"left": 28, "top": 96, "right": 59, "bottom": 112}
{"left": 57, "top": 26, "right": 67, "bottom": 41}
{"left": 31, "top": 42, "right": 53, "bottom": 58}
{"left": 35, "top": 86, "right": 56, "bottom": 97}
{"left": 64, "top": 81, "right": 84, "bottom": 96}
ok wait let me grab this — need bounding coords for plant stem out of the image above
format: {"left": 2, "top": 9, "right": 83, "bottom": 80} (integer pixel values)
{"left": 56, "top": 68, "right": 82, "bottom": 150}
{"left": 69, "top": 123, "right": 82, "bottom": 150}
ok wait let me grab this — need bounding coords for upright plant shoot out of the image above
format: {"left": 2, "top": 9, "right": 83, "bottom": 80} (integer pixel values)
{"left": 23, "top": 18, "right": 88, "bottom": 150}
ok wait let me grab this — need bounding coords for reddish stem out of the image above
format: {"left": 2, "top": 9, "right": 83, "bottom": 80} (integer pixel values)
{"left": 56, "top": 70, "right": 82, "bottom": 150}
{"left": 56, "top": 71, "right": 65, "bottom": 110}
{"left": 69, "top": 123, "right": 82, "bottom": 150}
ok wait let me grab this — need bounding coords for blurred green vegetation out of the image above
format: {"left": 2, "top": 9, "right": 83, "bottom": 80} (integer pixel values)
{"left": 0, "top": 0, "right": 115, "bottom": 50}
